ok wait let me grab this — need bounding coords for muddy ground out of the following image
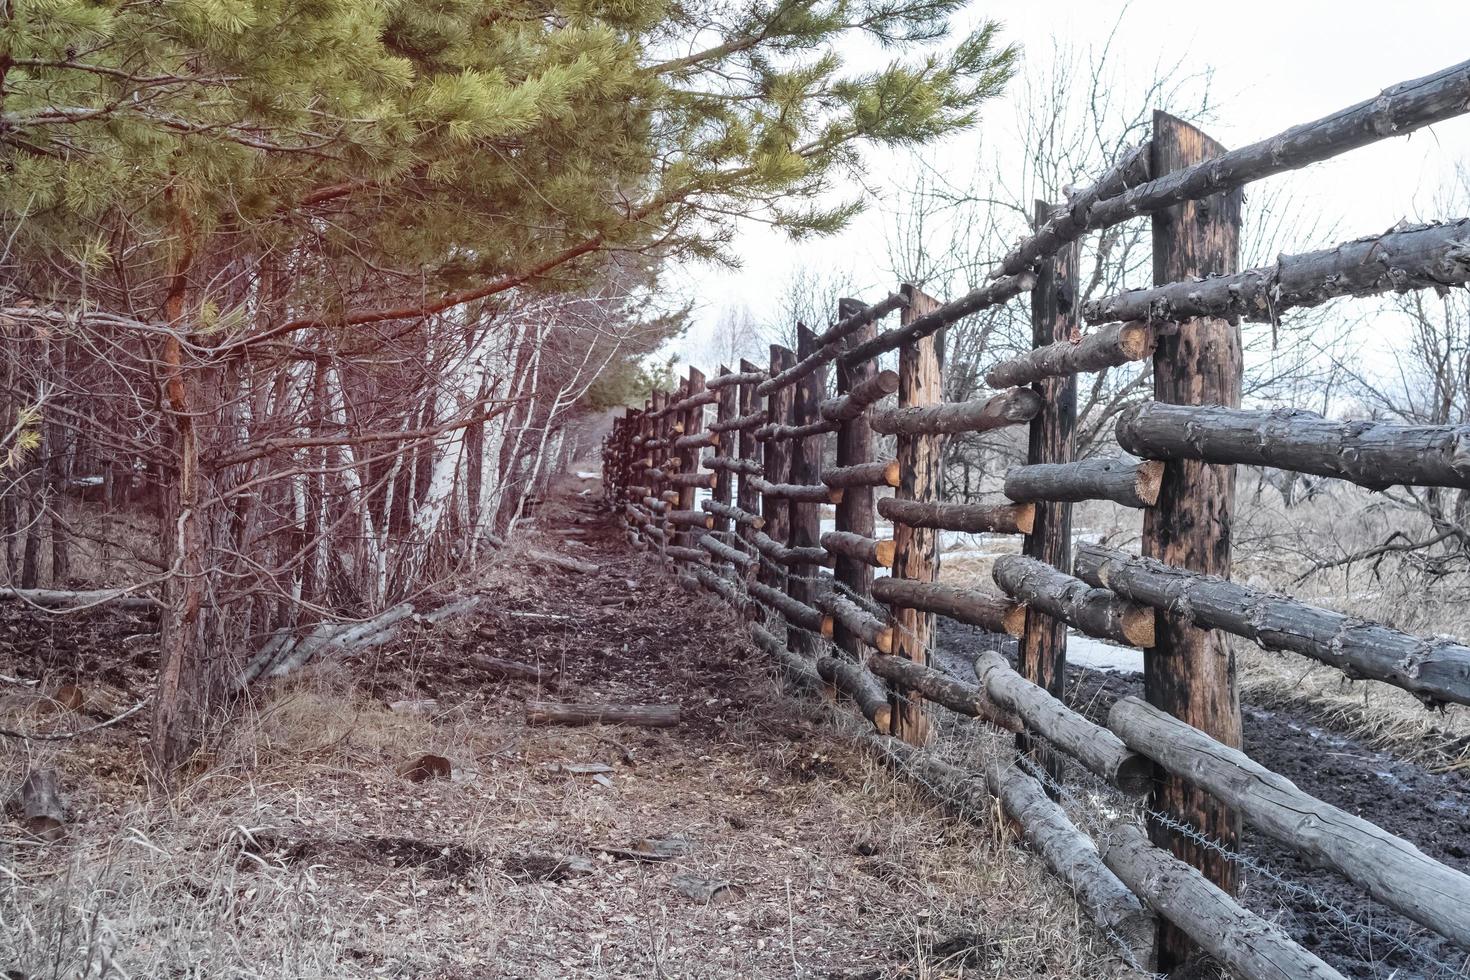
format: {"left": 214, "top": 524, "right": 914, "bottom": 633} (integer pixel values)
{"left": 938, "top": 620, "right": 1470, "bottom": 980}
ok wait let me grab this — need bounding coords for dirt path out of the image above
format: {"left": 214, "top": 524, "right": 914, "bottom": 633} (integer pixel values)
{"left": 0, "top": 485, "right": 1132, "bottom": 979}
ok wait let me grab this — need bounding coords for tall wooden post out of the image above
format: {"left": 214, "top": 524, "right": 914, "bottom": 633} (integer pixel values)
{"left": 1019, "top": 201, "right": 1079, "bottom": 774}
{"left": 789, "top": 325, "right": 826, "bottom": 657}
{"left": 889, "top": 284, "right": 942, "bottom": 744}
{"left": 833, "top": 298, "right": 877, "bottom": 660}
{"left": 1145, "top": 110, "right": 1244, "bottom": 971}
{"left": 677, "top": 367, "right": 705, "bottom": 554}
{"left": 711, "top": 366, "right": 737, "bottom": 535}
{"left": 649, "top": 390, "right": 668, "bottom": 555}
{"left": 737, "top": 358, "right": 764, "bottom": 560}
{"left": 761, "top": 346, "right": 797, "bottom": 591}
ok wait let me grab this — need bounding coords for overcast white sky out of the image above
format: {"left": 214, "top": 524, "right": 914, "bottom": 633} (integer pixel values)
{"left": 662, "top": 0, "right": 1470, "bottom": 368}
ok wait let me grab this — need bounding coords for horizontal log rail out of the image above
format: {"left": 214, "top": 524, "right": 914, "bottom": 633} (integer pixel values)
{"left": 992, "top": 555, "right": 1155, "bottom": 648}
{"left": 869, "top": 387, "right": 1042, "bottom": 436}
{"left": 755, "top": 417, "right": 841, "bottom": 442}
{"left": 750, "top": 530, "right": 832, "bottom": 567}
{"left": 751, "top": 477, "right": 839, "bottom": 503}
{"left": 658, "top": 490, "right": 680, "bottom": 504}
{"left": 878, "top": 497, "right": 1034, "bottom": 535}
{"left": 871, "top": 577, "right": 1026, "bottom": 637}
{"left": 973, "top": 652, "right": 1150, "bottom": 795}
{"left": 672, "top": 430, "right": 718, "bottom": 451}
{"left": 709, "top": 409, "right": 767, "bottom": 433}
{"left": 1100, "top": 824, "right": 1346, "bottom": 980}
{"left": 816, "top": 655, "right": 892, "bottom": 733}
{"left": 985, "top": 321, "right": 1166, "bottom": 389}
{"left": 756, "top": 296, "right": 911, "bottom": 399}
{"left": 698, "top": 533, "right": 758, "bottom": 569}
{"left": 664, "top": 388, "right": 719, "bottom": 415}
{"left": 811, "top": 291, "right": 909, "bottom": 347}
{"left": 693, "top": 565, "right": 760, "bottom": 618}
{"left": 820, "top": 370, "right": 899, "bottom": 422}
{"left": 665, "top": 470, "right": 717, "bottom": 490}
{"left": 701, "top": 499, "right": 764, "bottom": 529}
{"left": 750, "top": 623, "right": 823, "bottom": 691}
{"left": 703, "top": 454, "right": 762, "bottom": 476}
{"left": 1005, "top": 456, "right": 1163, "bottom": 508}
{"left": 823, "top": 460, "right": 899, "bottom": 490}
{"left": 866, "top": 653, "right": 1018, "bottom": 731}
{"left": 816, "top": 592, "right": 892, "bottom": 654}
{"left": 1076, "top": 544, "right": 1470, "bottom": 707}
{"left": 756, "top": 339, "right": 844, "bottom": 397}
{"left": 1110, "top": 696, "right": 1470, "bottom": 948}
{"left": 706, "top": 370, "right": 768, "bottom": 389}
{"left": 641, "top": 495, "right": 670, "bottom": 513}
{"left": 667, "top": 509, "right": 715, "bottom": 529}
{"left": 748, "top": 580, "right": 828, "bottom": 633}
{"left": 663, "top": 545, "right": 707, "bottom": 563}
{"left": 1087, "top": 218, "right": 1470, "bottom": 324}
{"left": 1117, "top": 402, "right": 1470, "bottom": 491}
{"left": 840, "top": 272, "right": 1036, "bottom": 367}
{"left": 820, "top": 531, "right": 895, "bottom": 569}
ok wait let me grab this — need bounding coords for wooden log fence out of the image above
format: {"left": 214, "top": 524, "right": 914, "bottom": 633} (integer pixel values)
{"left": 600, "top": 58, "right": 1470, "bottom": 975}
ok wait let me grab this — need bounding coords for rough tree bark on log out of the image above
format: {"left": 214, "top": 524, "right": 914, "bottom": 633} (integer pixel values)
{"left": 1004, "top": 456, "right": 1163, "bottom": 508}
{"left": 524, "top": 702, "right": 681, "bottom": 728}
{"left": 866, "top": 654, "right": 1018, "bottom": 730}
{"left": 815, "top": 592, "right": 891, "bottom": 654}
{"left": 878, "top": 498, "right": 1034, "bottom": 535}
{"left": 986, "top": 320, "right": 1164, "bottom": 389}
{"left": 820, "top": 369, "right": 899, "bottom": 422}
{"left": 869, "top": 388, "right": 1042, "bottom": 436}
{"left": 871, "top": 578, "right": 1025, "bottom": 636}
{"left": 814, "top": 656, "right": 891, "bottom": 733}
{"left": 992, "top": 555, "right": 1154, "bottom": 648}
{"left": 822, "top": 460, "right": 899, "bottom": 490}
{"left": 820, "top": 531, "right": 894, "bottom": 569}
{"left": 839, "top": 273, "right": 1036, "bottom": 367}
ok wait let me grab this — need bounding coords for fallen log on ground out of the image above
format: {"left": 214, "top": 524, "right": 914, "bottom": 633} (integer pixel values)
{"left": 470, "top": 654, "right": 557, "bottom": 687}
{"left": 1004, "top": 456, "right": 1163, "bottom": 508}
{"left": 1117, "top": 401, "right": 1470, "bottom": 491}
{"left": 1110, "top": 695, "right": 1470, "bottom": 947}
{"left": 10, "top": 769, "right": 65, "bottom": 840}
{"left": 524, "top": 701, "right": 681, "bottom": 728}
{"left": 1100, "top": 824, "right": 1347, "bottom": 980}
{"left": 992, "top": 555, "right": 1154, "bottom": 647}
{"left": 1075, "top": 543, "right": 1470, "bottom": 707}
{"left": 0, "top": 587, "right": 161, "bottom": 612}
{"left": 878, "top": 498, "right": 1034, "bottom": 535}
{"left": 529, "top": 549, "right": 600, "bottom": 575}
{"left": 871, "top": 578, "right": 1025, "bottom": 636}
{"left": 869, "top": 388, "right": 1042, "bottom": 436}
{"left": 973, "top": 652, "right": 1149, "bottom": 795}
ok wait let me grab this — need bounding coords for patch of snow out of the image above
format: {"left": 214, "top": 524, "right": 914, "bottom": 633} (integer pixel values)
{"left": 1066, "top": 632, "right": 1143, "bottom": 674}
{"left": 575, "top": 470, "right": 599, "bottom": 480}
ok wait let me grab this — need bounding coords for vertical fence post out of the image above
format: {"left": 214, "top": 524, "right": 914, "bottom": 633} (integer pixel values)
{"left": 1145, "top": 110, "right": 1244, "bottom": 970}
{"left": 711, "top": 366, "right": 736, "bottom": 536}
{"left": 1019, "top": 200, "right": 1079, "bottom": 776}
{"left": 762, "top": 345, "right": 797, "bottom": 594}
{"left": 737, "top": 358, "right": 764, "bottom": 562}
{"left": 833, "top": 298, "right": 876, "bottom": 661}
{"left": 677, "top": 367, "right": 705, "bottom": 555}
{"left": 789, "top": 324, "right": 826, "bottom": 658}
{"left": 890, "top": 284, "right": 942, "bottom": 744}
{"left": 648, "top": 390, "right": 667, "bottom": 553}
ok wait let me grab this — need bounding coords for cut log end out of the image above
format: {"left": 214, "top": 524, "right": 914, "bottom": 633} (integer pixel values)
{"left": 820, "top": 617, "right": 835, "bottom": 639}
{"left": 876, "top": 627, "right": 894, "bottom": 656}
{"left": 1117, "top": 320, "right": 1155, "bottom": 359}
{"left": 882, "top": 459, "right": 901, "bottom": 487}
{"left": 872, "top": 704, "right": 893, "bottom": 734}
{"left": 1134, "top": 459, "right": 1165, "bottom": 506}
{"left": 1120, "top": 606, "right": 1156, "bottom": 648}
{"left": 1002, "top": 603, "right": 1027, "bottom": 638}
{"left": 1014, "top": 503, "right": 1036, "bottom": 535}
{"left": 874, "top": 539, "right": 896, "bottom": 568}
{"left": 830, "top": 487, "right": 845, "bottom": 505}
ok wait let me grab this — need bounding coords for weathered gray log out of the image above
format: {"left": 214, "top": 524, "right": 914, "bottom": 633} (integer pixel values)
{"left": 815, "top": 656, "right": 891, "bottom": 733}
{"left": 706, "top": 370, "right": 768, "bottom": 389}
{"left": 992, "top": 555, "right": 1154, "bottom": 648}
{"left": 240, "top": 602, "right": 415, "bottom": 685}
{"left": 755, "top": 417, "right": 840, "bottom": 442}
{"left": 1118, "top": 401, "right": 1470, "bottom": 491}
{"left": 1080, "top": 59, "right": 1470, "bottom": 254}
{"left": 865, "top": 735, "right": 1153, "bottom": 967}
{"left": 701, "top": 499, "right": 764, "bottom": 529}
{"left": 524, "top": 701, "right": 681, "bottom": 728}
{"left": 811, "top": 291, "right": 909, "bottom": 347}
{"left": 822, "top": 460, "right": 899, "bottom": 490}
{"left": 749, "top": 478, "right": 838, "bottom": 503}
{"left": 820, "top": 531, "right": 894, "bottom": 569}
{"left": 638, "top": 522, "right": 667, "bottom": 543}
{"left": 815, "top": 592, "right": 892, "bottom": 654}
{"left": 529, "top": 548, "right": 599, "bottom": 575}
{"left": 658, "top": 489, "right": 680, "bottom": 504}
{"left": 698, "top": 533, "right": 757, "bottom": 570}
{"left": 1100, "top": 824, "right": 1346, "bottom": 980}
{"left": 625, "top": 485, "right": 652, "bottom": 500}
{"left": 866, "top": 653, "right": 1018, "bottom": 731}
{"left": 693, "top": 565, "right": 760, "bottom": 618}
{"left": 755, "top": 338, "right": 842, "bottom": 397}
{"left": 749, "top": 623, "right": 822, "bottom": 691}
{"left": 703, "top": 454, "right": 762, "bottom": 476}
{"left": 1075, "top": 544, "right": 1470, "bottom": 707}
{"left": 1088, "top": 218, "right": 1470, "bottom": 325}
{"left": 839, "top": 272, "right": 1036, "bottom": 367}
{"left": 471, "top": 654, "right": 558, "bottom": 687}
{"left": 667, "top": 509, "right": 715, "bottom": 529}
{"left": 871, "top": 577, "right": 1025, "bottom": 636}
{"left": 820, "top": 370, "right": 899, "bottom": 422}
{"left": 0, "top": 587, "right": 162, "bottom": 612}
{"left": 662, "top": 545, "right": 707, "bottom": 563}
{"left": 664, "top": 388, "right": 718, "bottom": 414}
{"left": 672, "top": 430, "right": 718, "bottom": 451}
{"left": 750, "top": 530, "right": 832, "bottom": 568}
{"left": 748, "top": 580, "right": 827, "bottom": 633}
{"left": 664, "top": 470, "right": 717, "bottom": 489}
{"left": 10, "top": 769, "right": 65, "bottom": 840}
{"left": 1004, "top": 456, "right": 1163, "bottom": 508}
{"left": 985, "top": 321, "right": 1165, "bottom": 389}
{"left": 1110, "top": 695, "right": 1470, "bottom": 947}
{"left": 878, "top": 497, "right": 1034, "bottom": 535}
{"left": 869, "top": 388, "right": 1042, "bottom": 436}
{"left": 709, "top": 408, "right": 767, "bottom": 433}
{"left": 973, "top": 652, "right": 1149, "bottom": 795}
